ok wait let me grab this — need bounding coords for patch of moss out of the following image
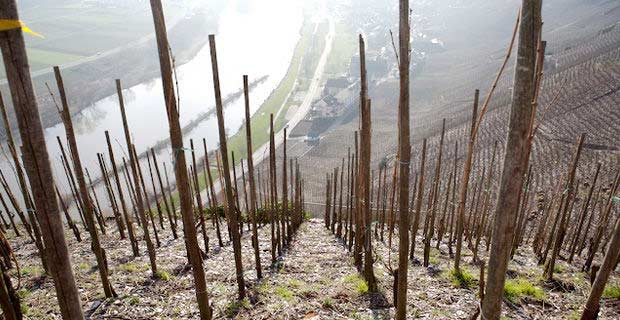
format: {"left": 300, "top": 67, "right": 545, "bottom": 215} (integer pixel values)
{"left": 429, "top": 248, "right": 440, "bottom": 265}
{"left": 127, "top": 296, "right": 140, "bottom": 305}
{"left": 288, "top": 278, "right": 304, "bottom": 289}
{"left": 17, "top": 288, "right": 30, "bottom": 299}
{"left": 431, "top": 308, "right": 449, "bottom": 317}
{"left": 603, "top": 284, "right": 620, "bottom": 299}
{"left": 225, "top": 299, "right": 250, "bottom": 317}
{"left": 274, "top": 286, "right": 294, "bottom": 301}
{"left": 119, "top": 263, "right": 149, "bottom": 273}
{"left": 322, "top": 297, "right": 334, "bottom": 308}
{"left": 448, "top": 268, "right": 476, "bottom": 288}
{"left": 77, "top": 262, "right": 91, "bottom": 271}
{"left": 343, "top": 273, "right": 369, "bottom": 294}
{"left": 504, "top": 278, "right": 544, "bottom": 303}
{"left": 20, "top": 265, "right": 43, "bottom": 277}
{"left": 155, "top": 270, "right": 172, "bottom": 281}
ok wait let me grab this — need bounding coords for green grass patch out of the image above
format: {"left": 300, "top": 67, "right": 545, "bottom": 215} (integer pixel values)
{"left": 21, "top": 265, "right": 44, "bottom": 277}
{"left": 26, "top": 48, "right": 83, "bottom": 71}
{"left": 17, "top": 288, "right": 31, "bottom": 299}
{"left": 257, "top": 281, "right": 271, "bottom": 294}
{"left": 21, "top": 304, "right": 29, "bottom": 315}
{"left": 274, "top": 285, "right": 294, "bottom": 301}
{"left": 322, "top": 297, "right": 334, "bottom": 308}
{"left": 126, "top": 295, "right": 140, "bottom": 305}
{"left": 504, "top": 278, "right": 544, "bottom": 303}
{"left": 119, "top": 263, "right": 149, "bottom": 273}
{"left": 431, "top": 309, "right": 449, "bottom": 317}
{"left": 224, "top": 299, "right": 251, "bottom": 318}
{"left": 448, "top": 268, "right": 476, "bottom": 288}
{"left": 429, "top": 248, "right": 440, "bottom": 265}
{"left": 288, "top": 278, "right": 305, "bottom": 289}
{"left": 603, "top": 283, "right": 620, "bottom": 299}
{"left": 343, "top": 273, "right": 369, "bottom": 294}
{"left": 77, "top": 262, "right": 91, "bottom": 271}
{"left": 155, "top": 270, "right": 172, "bottom": 281}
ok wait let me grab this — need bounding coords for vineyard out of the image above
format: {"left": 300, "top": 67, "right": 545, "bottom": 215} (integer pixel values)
{"left": 0, "top": 0, "right": 619, "bottom": 319}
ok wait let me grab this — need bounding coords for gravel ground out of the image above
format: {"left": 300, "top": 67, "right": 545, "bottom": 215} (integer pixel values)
{"left": 4, "top": 218, "right": 620, "bottom": 319}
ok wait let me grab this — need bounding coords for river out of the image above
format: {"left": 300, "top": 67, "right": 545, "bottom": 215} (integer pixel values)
{"left": 0, "top": 0, "right": 303, "bottom": 213}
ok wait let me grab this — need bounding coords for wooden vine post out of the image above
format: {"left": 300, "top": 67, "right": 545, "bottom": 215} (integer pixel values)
{"left": 410, "top": 139, "right": 427, "bottom": 260}
{"left": 208, "top": 34, "right": 246, "bottom": 300}
{"left": 0, "top": 1, "right": 85, "bottom": 317}
{"left": 54, "top": 66, "right": 116, "bottom": 298}
{"left": 454, "top": 89, "right": 479, "bottom": 272}
{"left": 116, "top": 79, "right": 158, "bottom": 275}
{"left": 151, "top": 149, "right": 177, "bottom": 238}
{"left": 580, "top": 176, "right": 620, "bottom": 319}
{"left": 148, "top": 0, "right": 212, "bottom": 317}
{"left": 242, "top": 75, "right": 262, "bottom": 279}
{"left": 358, "top": 34, "right": 377, "bottom": 292}
{"left": 395, "top": 0, "right": 412, "bottom": 318}
{"left": 105, "top": 132, "right": 140, "bottom": 256}
{"left": 481, "top": 1, "right": 541, "bottom": 318}
{"left": 544, "top": 134, "right": 585, "bottom": 279}
{"left": 424, "top": 119, "right": 445, "bottom": 267}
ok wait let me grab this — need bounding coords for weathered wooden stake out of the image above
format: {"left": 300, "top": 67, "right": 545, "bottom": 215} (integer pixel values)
{"left": 243, "top": 75, "right": 262, "bottom": 279}
{"left": 98, "top": 153, "right": 126, "bottom": 239}
{"left": 481, "top": 2, "right": 541, "bottom": 317}
{"left": 395, "top": 0, "right": 412, "bottom": 317}
{"left": 116, "top": 79, "right": 158, "bottom": 275}
{"left": 54, "top": 66, "right": 116, "bottom": 297}
{"left": 149, "top": 0, "right": 212, "bottom": 317}
{"left": 208, "top": 34, "right": 246, "bottom": 299}
{"left": 105, "top": 131, "right": 139, "bottom": 256}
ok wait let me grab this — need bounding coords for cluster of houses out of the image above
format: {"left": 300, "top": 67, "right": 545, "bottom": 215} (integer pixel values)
{"left": 289, "top": 53, "right": 390, "bottom": 145}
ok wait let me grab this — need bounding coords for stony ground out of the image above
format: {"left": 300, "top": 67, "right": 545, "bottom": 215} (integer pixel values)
{"left": 4, "top": 218, "right": 620, "bottom": 319}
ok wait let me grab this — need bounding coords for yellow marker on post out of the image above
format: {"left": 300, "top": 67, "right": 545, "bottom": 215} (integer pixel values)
{"left": 0, "top": 19, "right": 44, "bottom": 38}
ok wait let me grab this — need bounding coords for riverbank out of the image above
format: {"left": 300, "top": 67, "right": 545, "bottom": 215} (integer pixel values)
{"left": 164, "top": 14, "right": 334, "bottom": 206}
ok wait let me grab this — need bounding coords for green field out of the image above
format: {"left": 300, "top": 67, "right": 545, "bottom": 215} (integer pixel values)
{"left": 0, "top": 0, "right": 185, "bottom": 76}
{"left": 26, "top": 48, "right": 84, "bottom": 71}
